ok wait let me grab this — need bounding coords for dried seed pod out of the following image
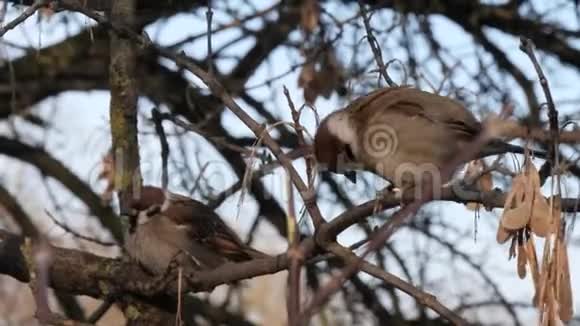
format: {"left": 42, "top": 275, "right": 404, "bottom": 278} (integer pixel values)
{"left": 505, "top": 174, "right": 527, "bottom": 209}
{"left": 496, "top": 225, "right": 512, "bottom": 244}
{"left": 557, "top": 240, "right": 573, "bottom": 321}
{"left": 509, "top": 236, "right": 518, "bottom": 260}
{"left": 501, "top": 203, "right": 531, "bottom": 230}
{"left": 517, "top": 242, "right": 528, "bottom": 279}
{"left": 500, "top": 174, "right": 527, "bottom": 228}
{"left": 529, "top": 196, "right": 552, "bottom": 237}
{"left": 526, "top": 235, "right": 540, "bottom": 291}
{"left": 526, "top": 161, "right": 541, "bottom": 189}
{"left": 547, "top": 287, "right": 557, "bottom": 326}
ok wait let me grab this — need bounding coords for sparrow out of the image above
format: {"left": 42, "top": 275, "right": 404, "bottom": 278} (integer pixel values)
{"left": 314, "top": 86, "right": 540, "bottom": 190}
{"left": 124, "top": 186, "right": 269, "bottom": 275}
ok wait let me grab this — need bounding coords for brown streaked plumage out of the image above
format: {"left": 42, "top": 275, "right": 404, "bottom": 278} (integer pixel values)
{"left": 314, "top": 86, "right": 535, "bottom": 190}
{"left": 125, "top": 186, "right": 269, "bottom": 274}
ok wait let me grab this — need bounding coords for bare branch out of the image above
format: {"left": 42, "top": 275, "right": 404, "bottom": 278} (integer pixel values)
{"left": 0, "top": 0, "right": 48, "bottom": 37}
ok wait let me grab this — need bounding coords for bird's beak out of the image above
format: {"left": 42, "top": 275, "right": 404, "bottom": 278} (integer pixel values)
{"left": 335, "top": 152, "right": 357, "bottom": 183}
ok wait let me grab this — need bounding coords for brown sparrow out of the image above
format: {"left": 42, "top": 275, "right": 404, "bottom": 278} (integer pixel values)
{"left": 314, "top": 86, "right": 537, "bottom": 191}
{"left": 124, "top": 186, "right": 268, "bottom": 274}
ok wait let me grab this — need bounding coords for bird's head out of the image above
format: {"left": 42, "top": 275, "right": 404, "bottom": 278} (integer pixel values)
{"left": 314, "top": 112, "right": 358, "bottom": 182}
{"left": 131, "top": 186, "right": 165, "bottom": 211}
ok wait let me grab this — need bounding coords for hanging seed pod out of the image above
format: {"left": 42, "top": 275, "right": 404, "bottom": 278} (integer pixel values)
{"left": 496, "top": 225, "right": 512, "bottom": 244}
{"left": 526, "top": 235, "right": 541, "bottom": 292}
{"left": 517, "top": 242, "right": 528, "bottom": 279}
{"left": 502, "top": 202, "right": 531, "bottom": 230}
{"left": 500, "top": 174, "right": 527, "bottom": 230}
{"left": 509, "top": 236, "right": 518, "bottom": 260}
{"left": 557, "top": 239, "right": 573, "bottom": 321}
{"left": 529, "top": 196, "right": 552, "bottom": 237}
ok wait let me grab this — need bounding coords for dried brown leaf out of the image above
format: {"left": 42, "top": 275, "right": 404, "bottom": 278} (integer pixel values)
{"left": 303, "top": 77, "right": 324, "bottom": 104}
{"left": 300, "top": 0, "right": 320, "bottom": 33}
{"left": 318, "top": 50, "right": 343, "bottom": 99}
{"left": 298, "top": 63, "right": 315, "bottom": 88}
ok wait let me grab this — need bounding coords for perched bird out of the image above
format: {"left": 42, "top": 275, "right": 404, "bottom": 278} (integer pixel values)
{"left": 124, "top": 186, "right": 268, "bottom": 275}
{"left": 314, "top": 86, "right": 538, "bottom": 191}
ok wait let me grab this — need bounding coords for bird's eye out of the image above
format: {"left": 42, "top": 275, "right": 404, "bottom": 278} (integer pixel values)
{"left": 344, "top": 145, "right": 355, "bottom": 161}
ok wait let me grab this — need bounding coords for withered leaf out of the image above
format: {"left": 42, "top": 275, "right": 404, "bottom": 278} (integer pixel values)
{"left": 526, "top": 236, "right": 540, "bottom": 290}
{"left": 300, "top": 0, "right": 320, "bottom": 33}
{"left": 298, "top": 63, "right": 315, "bottom": 88}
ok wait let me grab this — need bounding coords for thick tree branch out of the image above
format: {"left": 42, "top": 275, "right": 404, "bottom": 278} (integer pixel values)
{"left": 109, "top": 0, "right": 141, "bottom": 215}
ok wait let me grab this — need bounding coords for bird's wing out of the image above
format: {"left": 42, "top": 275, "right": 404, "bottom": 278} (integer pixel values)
{"left": 347, "top": 87, "right": 481, "bottom": 140}
{"left": 165, "top": 195, "right": 256, "bottom": 262}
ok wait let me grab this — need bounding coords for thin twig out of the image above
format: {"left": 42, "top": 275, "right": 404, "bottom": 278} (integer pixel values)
{"left": 0, "top": 184, "right": 39, "bottom": 237}
{"left": 519, "top": 38, "right": 562, "bottom": 193}
{"left": 358, "top": 2, "right": 396, "bottom": 87}
{"left": 328, "top": 243, "right": 469, "bottom": 325}
{"left": 45, "top": 210, "right": 116, "bottom": 247}
{"left": 152, "top": 108, "right": 170, "bottom": 190}
{"left": 0, "top": 0, "right": 48, "bottom": 37}
{"left": 284, "top": 86, "right": 315, "bottom": 187}
{"left": 27, "top": 237, "right": 55, "bottom": 324}
{"left": 285, "top": 168, "right": 302, "bottom": 326}
{"left": 207, "top": 150, "right": 304, "bottom": 209}
{"left": 169, "top": 1, "right": 279, "bottom": 49}
{"left": 206, "top": 0, "right": 214, "bottom": 76}
{"left": 160, "top": 112, "right": 253, "bottom": 156}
